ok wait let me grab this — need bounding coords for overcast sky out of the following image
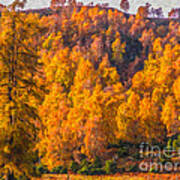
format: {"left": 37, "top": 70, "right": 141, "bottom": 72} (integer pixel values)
{"left": 1, "top": 0, "right": 179, "bottom": 17}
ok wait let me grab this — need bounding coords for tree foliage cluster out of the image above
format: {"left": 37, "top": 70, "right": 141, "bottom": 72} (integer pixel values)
{"left": 0, "top": 0, "right": 179, "bottom": 178}
{"left": 37, "top": 0, "right": 180, "bottom": 170}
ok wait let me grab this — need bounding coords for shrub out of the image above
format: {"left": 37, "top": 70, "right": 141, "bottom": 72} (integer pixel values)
{"left": 159, "top": 153, "right": 172, "bottom": 165}
{"left": 132, "top": 152, "right": 141, "bottom": 160}
{"left": 118, "top": 167, "right": 126, "bottom": 173}
{"left": 36, "top": 163, "right": 49, "bottom": 176}
{"left": 117, "top": 147, "right": 129, "bottom": 158}
{"left": 77, "top": 165, "right": 90, "bottom": 175}
{"left": 167, "top": 138, "right": 172, "bottom": 148}
{"left": 17, "top": 175, "right": 30, "bottom": 180}
{"left": 70, "top": 161, "right": 80, "bottom": 173}
{"left": 127, "top": 164, "right": 139, "bottom": 172}
{"left": 80, "top": 159, "right": 90, "bottom": 168}
{"left": 77, "top": 158, "right": 105, "bottom": 175}
{"left": 60, "top": 167, "right": 68, "bottom": 174}
{"left": 149, "top": 166, "right": 159, "bottom": 173}
{"left": 104, "top": 160, "right": 118, "bottom": 174}
{"left": 166, "top": 134, "right": 180, "bottom": 149}
{"left": 107, "top": 144, "right": 120, "bottom": 149}
{"left": 51, "top": 166, "right": 63, "bottom": 174}
{"left": 77, "top": 159, "right": 91, "bottom": 175}
{"left": 172, "top": 135, "right": 180, "bottom": 151}
{"left": 92, "top": 156, "right": 102, "bottom": 168}
{"left": 51, "top": 166, "right": 67, "bottom": 174}
{"left": 89, "top": 168, "right": 106, "bottom": 175}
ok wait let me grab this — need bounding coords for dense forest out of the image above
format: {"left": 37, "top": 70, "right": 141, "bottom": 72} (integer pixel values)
{"left": 0, "top": 0, "right": 179, "bottom": 179}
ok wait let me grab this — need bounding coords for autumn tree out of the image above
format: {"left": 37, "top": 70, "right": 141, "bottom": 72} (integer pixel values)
{"left": 168, "top": 8, "right": 180, "bottom": 18}
{"left": 0, "top": 3, "right": 6, "bottom": 11}
{"left": 136, "top": 5, "right": 149, "bottom": 19}
{"left": 38, "top": 49, "right": 125, "bottom": 166}
{"left": 116, "top": 42, "right": 180, "bottom": 144}
{"left": 120, "top": 0, "right": 130, "bottom": 12}
{"left": 116, "top": 90, "right": 142, "bottom": 143}
{"left": 111, "top": 32, "right": 126, "bottom": 66}
{"left": 83, "top": 82, "right": 124, "bottom": 159}
{"left": 0, "top": 3, "right": 45, "bottom": 179}
{"left": 20, "top": 0, "right": 180, "bottom": 170}
{"left": 37, "top": 84, "right": 70, "bottom": 168}
{"left": 50, "top": 0, "right": 66, "bottom": 9}
{"left": 37, "top": 44, "right": 80, "bottom": 168}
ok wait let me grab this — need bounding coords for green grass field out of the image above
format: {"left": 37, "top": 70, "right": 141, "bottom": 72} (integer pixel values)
{"left": 33, "top": 173, "right": 180, "bottom": 180}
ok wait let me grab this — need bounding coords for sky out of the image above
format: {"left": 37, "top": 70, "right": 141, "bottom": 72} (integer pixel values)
{"left": 1, "top": 0, "right": 179, "bottom": 17}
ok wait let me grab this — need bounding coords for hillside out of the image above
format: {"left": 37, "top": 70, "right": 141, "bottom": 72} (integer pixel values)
{"left": 0, "top": 3, "right": 179, "bottom": 179}
{"left": 34, "top": 3, "right": 179, "bottom": 167}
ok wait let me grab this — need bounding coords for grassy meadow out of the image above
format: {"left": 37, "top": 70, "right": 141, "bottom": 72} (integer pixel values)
{"left": 33, "top": 173, "right": 180, "bottom": 180}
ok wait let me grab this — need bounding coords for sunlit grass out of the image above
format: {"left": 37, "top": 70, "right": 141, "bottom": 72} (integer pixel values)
{"left": 33, "top": 173, "right": 180, "bottom": 180}
{"left": 35, "top": 174, "right": 144, "bottom": 180}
